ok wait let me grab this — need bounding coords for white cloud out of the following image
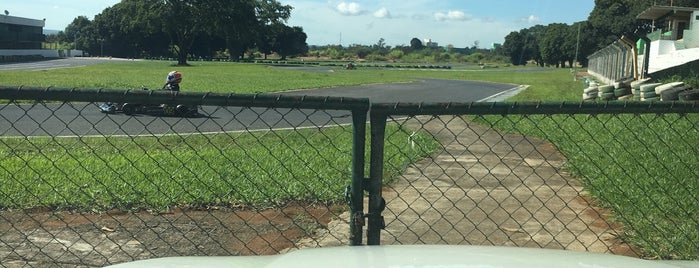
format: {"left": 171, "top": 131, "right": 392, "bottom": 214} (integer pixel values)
{"left": 521, "top": 15, "right": 540, "bottom": 24}
{"left": 434, "top": 10, "right": 469, "bottom": 22}
{"left": 373, "top": 7, "right": 391, "bottom": 19}
{"left": 336, "top": 2, "right": 363, "bottom": 16}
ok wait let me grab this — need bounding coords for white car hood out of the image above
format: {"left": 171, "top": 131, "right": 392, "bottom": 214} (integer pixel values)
{"left": 105, "top": 245, "right": 699, "bottom": 268}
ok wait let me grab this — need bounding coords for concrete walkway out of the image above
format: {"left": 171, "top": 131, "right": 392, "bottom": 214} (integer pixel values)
{"left": 296, "top": 115, "right": 633, "bottom": 256}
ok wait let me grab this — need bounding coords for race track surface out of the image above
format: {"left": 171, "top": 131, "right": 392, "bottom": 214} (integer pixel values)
{"left": 1, "top": 60, "right": 521, "bottom": 137}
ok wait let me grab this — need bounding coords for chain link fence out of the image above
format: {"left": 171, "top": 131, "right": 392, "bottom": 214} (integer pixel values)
{"left": 0, "top": 86, "right": 373, "bottom": 267}
{"left": 367, "top": 102, "right": 699, "bottom": 260}
{"left": 1, "top": 86, "right": 698, "bottom": 266}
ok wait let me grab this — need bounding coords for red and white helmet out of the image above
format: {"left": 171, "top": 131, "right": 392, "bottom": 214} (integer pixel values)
{"left": 166, "top": 71, "right": 182, "bottom": 84}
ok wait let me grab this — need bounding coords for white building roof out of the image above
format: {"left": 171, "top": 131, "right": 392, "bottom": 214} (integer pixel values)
{"left": 0, "top": 15, "right": 45, "bottom": 27}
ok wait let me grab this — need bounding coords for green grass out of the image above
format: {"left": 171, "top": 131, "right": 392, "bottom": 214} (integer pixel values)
{"left": 0, "top": 60, "right": 578, "bottom": 99}
{"left": 0, "top": 125, "right": 439, "bottom": 212}
{"left": 0, "top": 60, "right": 416, "bottom": 93}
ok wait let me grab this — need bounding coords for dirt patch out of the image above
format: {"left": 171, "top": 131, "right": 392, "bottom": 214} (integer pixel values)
{"left": 0, "top": 204, "right": 343, "bottom": 267}
{"left": 575, "top": 196, "right": 641, "bottom": 257}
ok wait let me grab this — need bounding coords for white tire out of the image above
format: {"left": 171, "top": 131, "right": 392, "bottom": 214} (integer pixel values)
{"left": 655, "top": 82, "right": 684, "bottom": 94}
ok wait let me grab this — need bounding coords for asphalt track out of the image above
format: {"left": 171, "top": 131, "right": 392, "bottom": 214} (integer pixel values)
{"left": 0, "top": 57, "right": 140, "bottom": 71}
{"left": 0, "top": 60, "right": 521, "bottom": 137}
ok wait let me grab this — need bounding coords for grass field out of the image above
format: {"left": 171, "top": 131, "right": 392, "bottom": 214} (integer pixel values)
{"left": 0, "top": 60, "right": 582, "bottom": 100}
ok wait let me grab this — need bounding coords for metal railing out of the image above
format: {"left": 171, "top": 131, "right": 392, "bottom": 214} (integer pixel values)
{"left": 1, "top": 87, "right": 698, "bottom": 266}
{"left": 587, "top": 39, "right": 637, "bottom": 84}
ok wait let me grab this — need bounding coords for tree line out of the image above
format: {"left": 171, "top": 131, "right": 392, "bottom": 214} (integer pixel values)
{"left": 46, "top": 0, "right": 308, "bottom": 65}
{"left": 45, "top": 0, "right": 699, "bottom": 67}
{"left": 305, "top": 38, "right": 505, "bottom": 64}
{"left": 502, "top": 0, "right": 699, "bottom": 67}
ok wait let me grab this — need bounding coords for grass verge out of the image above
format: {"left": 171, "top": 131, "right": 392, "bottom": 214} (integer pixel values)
{"left": 0, "top": 124, "right": 439, "bottom": 212}
{"left": 0, "top": 60, "right": 578, "bottom": 100}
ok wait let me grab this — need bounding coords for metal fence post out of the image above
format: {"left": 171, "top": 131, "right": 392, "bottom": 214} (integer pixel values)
{"left": 349, "top": 108, "right": 367, "bottom": 246}
{"left": 367, "top": 112, "right": 388, "bottom": 245}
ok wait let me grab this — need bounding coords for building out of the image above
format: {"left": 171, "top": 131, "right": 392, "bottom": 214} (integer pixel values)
{"left": 587, "top": 5, "right": 699, "bottom": 84}
{"left": 423, "top": 38, "right": 439, "bottom": 48}
{"left": 636, "top": 5, "right": 699, "bottom": 74}
{"left": 0, "top": 14, "right": 45, "bottom": 49}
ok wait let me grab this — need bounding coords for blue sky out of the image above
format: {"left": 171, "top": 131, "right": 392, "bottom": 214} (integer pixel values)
{"left": 4, "top": 0, "right": 594, "bottom": 48}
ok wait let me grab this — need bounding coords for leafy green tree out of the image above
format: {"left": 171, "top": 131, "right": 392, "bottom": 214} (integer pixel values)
{"left": 588, "top": 0, "right": 699, "bottom": 48}
{"left": 503, "top": 30, "right": 527, "bottom": 65}
{"left": 159, "top": 0, "right": 212, "bottom": 65}
{"left": 88, "top": 0, "right": 169, "bottom": 58}
{"left": 65, "top": 16, "right": 91, "bottom": 50}
{"left": 272, "top": 25, "right": 308, "bottom": 60}
{"left": 202, "top": 0, "right": 258, "bottom": 61}
{"left": 502, "top": 25, "right": 544, "bottom": 66}
{"left": 570, "top": 21, "right": 596, "bottom": 67}
{"left": 539, "top": 23, "right": 570, "bottom": 67}
{"left": 410, "top": 38, "right": 424, "bottom": 50}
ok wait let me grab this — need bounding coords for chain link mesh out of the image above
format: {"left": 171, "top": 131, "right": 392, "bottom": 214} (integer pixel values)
{"left": 374, "top": 110, "right": 699, "bottom": 260}
{"left": 0, "top": 91, "right": 368, "bottom": 267}
{"left": 2, "top": 87, "right": 699, "bottom": 266}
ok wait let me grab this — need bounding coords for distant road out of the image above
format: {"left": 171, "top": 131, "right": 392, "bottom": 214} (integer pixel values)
{"left": 280, "top": 78, "right": 519, "bottom": 103}
{"left": 0, "top": 57, "right": 139, "bottom": 71}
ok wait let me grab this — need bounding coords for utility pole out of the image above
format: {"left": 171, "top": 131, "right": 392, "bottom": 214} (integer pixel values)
{"left": 573, "top": 23, "right": 581, "bottom": 81}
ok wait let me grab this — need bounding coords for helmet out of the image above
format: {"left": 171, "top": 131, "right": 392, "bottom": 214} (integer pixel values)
{"left": 166, "top": 71, "right": 182, "bottom": 84}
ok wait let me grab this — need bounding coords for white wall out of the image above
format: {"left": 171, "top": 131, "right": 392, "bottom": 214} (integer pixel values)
{"left": 647, "top": 46, "right": 699, "bottom": 74}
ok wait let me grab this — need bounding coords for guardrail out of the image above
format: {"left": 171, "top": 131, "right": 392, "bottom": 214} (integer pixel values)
{"left": 587, "top": 39, "right": 637, "bottom": 84}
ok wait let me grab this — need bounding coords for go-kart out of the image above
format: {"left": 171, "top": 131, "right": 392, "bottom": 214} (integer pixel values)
{"left": 99, "top": 86, "right": 199, "bottom": 117}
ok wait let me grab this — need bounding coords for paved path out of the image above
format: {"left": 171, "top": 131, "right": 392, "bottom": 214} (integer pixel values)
{"left": 295, "top": 93, "right": 632, "bottom": 257}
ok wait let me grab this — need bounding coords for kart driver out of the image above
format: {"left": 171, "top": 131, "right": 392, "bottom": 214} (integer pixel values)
{"left": 165, "top": 71, "right": 182, "bottom": 91}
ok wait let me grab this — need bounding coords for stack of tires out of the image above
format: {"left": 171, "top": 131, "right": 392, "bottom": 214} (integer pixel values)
{"left": 598, "top": 85, "right": 616, "bottom": 101}
{"left": 631, "top": 78, "right": 651, "bottom": 101}
{"left": 678, "top": 88, "right": 699, "bottom": 101}
{"left": 582, "top": 78, "right": 697, "bottom": 102}
{"left": 639, "top": 83, "right": 662, "bottom": 101}
{"left": 583, "top": 82, "right": 598, "bottom": 101}
{"left": 656, "top": 82, "right": 686, "bottom": 101}
{"left": 613, "top": 81, "right": 633, "bottom": 100}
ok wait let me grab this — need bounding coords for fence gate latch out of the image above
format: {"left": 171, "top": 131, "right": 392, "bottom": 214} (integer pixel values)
{"left": 364, "top": 197, "right": 386, "bottom": 229}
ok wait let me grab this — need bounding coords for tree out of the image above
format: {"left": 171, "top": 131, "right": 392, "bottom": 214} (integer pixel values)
{"left": 272, "top": 25, "right": 308, "bottom": 60}
{"left": 159, "top": 0, "right": 211, "bottom": 65}
{"left": 539, "top": 23, "right": 571, "bottom": 67}
{"left": 570, "top": 21, "right": 597, "bottom": 67}
{"left": 202, "top": 0, "right": 258, "bottom": 61}
{"left": 410, "top": 38, "right": 424, "bottom": 50}
{"left": 502, "top": 25, "right": 544, "bottom": 66}
{"left": 503, "top": 31, "right": 527, "bottom": 65}
{"left": 89, "top": 0, "right": 169, "bottom": 58}
{"left": 375, "top": 38, "right": 386, "bottom": 49}
{"left": 588, "top": 0, "right": 699, "bottom": 48}
{"left": 65, "top": 16, "right": 91, "bottom": 50}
